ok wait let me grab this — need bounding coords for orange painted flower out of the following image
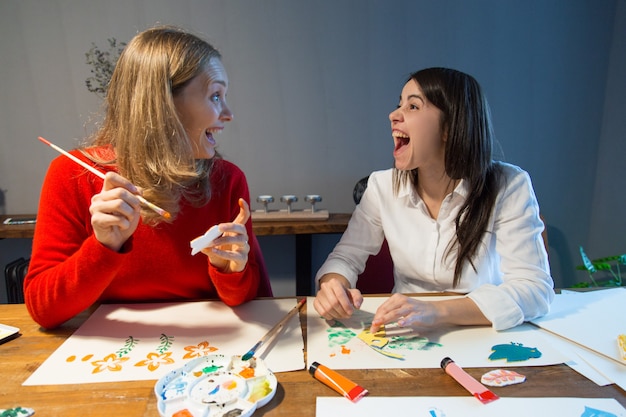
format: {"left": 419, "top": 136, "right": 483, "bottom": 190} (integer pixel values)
{"left": 91, "top": 353, "right": 130, "bottom": 374}
{"left": 135, "top": 351, "right": 175, "bottom": 372}
{"left": 182, "top": 341, "right": 218, "bottom": 359}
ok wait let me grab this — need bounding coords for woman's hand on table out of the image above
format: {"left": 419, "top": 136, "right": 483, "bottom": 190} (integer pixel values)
{"left": 369, "top": 294, "right": 441, "bottom": 333}
{"left": 314, "top": 273, "right": 364, "bottom": 320}
{"left": 369, "top": 293, "right": 491, "bottom": 333}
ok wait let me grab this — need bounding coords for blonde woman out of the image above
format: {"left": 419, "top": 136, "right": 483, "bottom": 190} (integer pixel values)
{"left": 25, "top": 26, "right": 271, "bottom": 329}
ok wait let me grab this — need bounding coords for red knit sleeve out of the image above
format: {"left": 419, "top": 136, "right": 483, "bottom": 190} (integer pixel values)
{"left": 24, "top": 153, "right": 127, "bottom": 328}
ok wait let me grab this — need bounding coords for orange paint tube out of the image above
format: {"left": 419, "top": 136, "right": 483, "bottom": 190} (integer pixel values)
{"left": 309, "top": 361, "right": 368, "bottom": 402}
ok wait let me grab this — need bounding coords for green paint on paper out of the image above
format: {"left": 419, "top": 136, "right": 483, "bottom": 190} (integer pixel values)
{"left": 326, "top": 323, "right": 357, "bottom": 347}
{"left": 116, "top": 336, "right": 139, "bottom": 357}
{"left": 157, "top": 333, "right": 174, "bottom": 354}
{"left": 0, "top": 407, "right": 35, "bottom": 417}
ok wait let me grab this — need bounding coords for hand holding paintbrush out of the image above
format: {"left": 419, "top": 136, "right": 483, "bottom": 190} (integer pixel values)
{"left": 89, "top": 171, "right": 152, "bottom": 251}
{"left": 38, "top": 136, "right": 171, "bottom": 252}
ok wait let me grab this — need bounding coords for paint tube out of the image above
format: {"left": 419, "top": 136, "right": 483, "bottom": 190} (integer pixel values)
{"left": 309, "top": 361, "right": 368, "bottom": 402}
{"left": 440, "top": 357, "right": 499, "bottom": 404}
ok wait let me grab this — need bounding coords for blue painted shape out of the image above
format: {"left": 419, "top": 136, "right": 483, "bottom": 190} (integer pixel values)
{"left": 427, "top": 408, "right": 444, "bottom": 417}
{"left": 580, "top": 406, "right": 617, "bottom": 417}
{"left": 488, "top": 342, "right": 542, "bottom": 362}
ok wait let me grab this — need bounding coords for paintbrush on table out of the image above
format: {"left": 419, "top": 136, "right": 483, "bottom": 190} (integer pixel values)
{"left": 241, "top": 298, "right": 306, "bottom": 361}
{"left": 38, "top": 136, "right": 171, "bottom": 219}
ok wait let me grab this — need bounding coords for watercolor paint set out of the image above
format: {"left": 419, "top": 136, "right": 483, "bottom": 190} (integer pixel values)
{"left": 154, "top": 354, "right": 277, "bottom": 417}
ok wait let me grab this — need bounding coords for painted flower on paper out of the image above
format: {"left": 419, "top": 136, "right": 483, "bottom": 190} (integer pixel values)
{"left": 91, "top": 353, "right": 130, "bottom": 374}
{"left": 135, "top": 351, "right": 175, "bottom": 372}
{"left": 135, "top": 333, "right": 176, "bottom": 371}
{"left": 183, "top": 341, "right": 219, "bottom": 359}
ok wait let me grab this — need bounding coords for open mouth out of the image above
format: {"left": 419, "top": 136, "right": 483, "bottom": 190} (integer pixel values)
{"left": 205, "top": 129, "right": 219, "bottom": 145}
{"left": 393, "top": 131, "right": 410, "bottom": 152}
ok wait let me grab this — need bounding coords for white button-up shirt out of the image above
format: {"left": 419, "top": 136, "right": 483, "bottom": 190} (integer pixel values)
{"left": 315, "top": 162, "right": 554, "bottom": 330}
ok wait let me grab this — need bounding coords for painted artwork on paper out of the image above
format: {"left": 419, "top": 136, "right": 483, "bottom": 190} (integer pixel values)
{"left": 480, "top": 369, "right": 526, "bottom": 387}
{"left": 488, "top": 342, "right": 542, "bottom": 362}
{"left": 24, "top": 299, "right": 305, "bottom": 386}
{"left": 306, "top": 296, "right": 567, "bottom": 370}
{"left": 315, "top": 397, "right": 626, "bottom": 417}
{"left": 65, "top": 334, "right": 221, "bottom": 375}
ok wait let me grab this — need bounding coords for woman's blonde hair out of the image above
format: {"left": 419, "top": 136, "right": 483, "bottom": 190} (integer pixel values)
{"left": 85, "top": 25, "right": 223, "bottom": 223}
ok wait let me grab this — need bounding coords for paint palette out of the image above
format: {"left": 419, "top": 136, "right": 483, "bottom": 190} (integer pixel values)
{"left": 154, "top": 354, "right": 277, "bottom": 417}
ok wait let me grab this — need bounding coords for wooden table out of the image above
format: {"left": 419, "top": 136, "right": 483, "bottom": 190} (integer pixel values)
{"left": 1, "top": 302, "right": 624, "bottom": 416}
{"left": 0, "top": 213, "right": 352, "bottom": 296}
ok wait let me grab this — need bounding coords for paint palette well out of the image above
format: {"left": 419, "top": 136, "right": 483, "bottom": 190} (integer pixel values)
{"left": 154, "top": 354, "right": 277, "bottom": 417}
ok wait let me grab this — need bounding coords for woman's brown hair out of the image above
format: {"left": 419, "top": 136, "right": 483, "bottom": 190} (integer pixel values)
{"left": 393, "top": 67, "right": 503, "bottom": 287}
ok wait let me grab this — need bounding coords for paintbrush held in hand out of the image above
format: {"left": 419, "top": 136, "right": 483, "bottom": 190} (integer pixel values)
{"left": 38, "top": 136, "right": 171, "bottom": 219}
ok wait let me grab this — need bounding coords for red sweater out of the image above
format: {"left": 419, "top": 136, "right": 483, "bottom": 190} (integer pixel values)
{"left": 24, "top": 150, "right": 261, "bottom": 328}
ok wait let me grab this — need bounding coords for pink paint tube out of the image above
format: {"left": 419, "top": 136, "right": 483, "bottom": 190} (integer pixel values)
{"left": 440, "top": 357, "right": 500, "bottom": 404}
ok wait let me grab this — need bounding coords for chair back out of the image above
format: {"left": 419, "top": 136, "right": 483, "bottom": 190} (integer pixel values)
{"left": 353, "top": 176, "right": 394, "bottom": 294}
{"left": 356, "top": 240, "right": 394, "bottom": 294}
{"left": 4, "top": 257, "right": 29, "bottom": 303}
{"left": 251, "top": 234, "right": 273, "bottom": 297}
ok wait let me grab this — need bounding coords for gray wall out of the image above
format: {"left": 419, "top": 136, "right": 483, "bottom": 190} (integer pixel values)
{"left": 1, "top": 0, "right": 624, "bottom": 302}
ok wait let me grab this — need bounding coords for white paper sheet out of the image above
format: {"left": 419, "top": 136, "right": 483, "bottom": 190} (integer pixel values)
{"left": 0, "top": 323, "right": 19, "bottom": 343}
{"left": 535, "top": 327, "right": 613, "bottom": 386}
{"left": 24, "top": 299, "right": 305, "bottom": 385}
{"left": 316, "top": 397, "right": 626, "bottom": 417}
{"left": 307, "top": 296, "right": 568, "bottom": 370}
{"left": 532, "top": 288, "right": 626, "bottom": 365}
{"left": 575, "top": 347, "right": 626, "bottom": 391}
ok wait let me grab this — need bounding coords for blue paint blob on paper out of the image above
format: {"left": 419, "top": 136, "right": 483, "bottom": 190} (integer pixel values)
{"left": 488, "top": 342, "right": 542, "bottom": 362}
{"left": 428, "top": 408, "right": 445, "bottom": 417}
{"left": 581, "top": 406, "right": 618, "bottom": 417}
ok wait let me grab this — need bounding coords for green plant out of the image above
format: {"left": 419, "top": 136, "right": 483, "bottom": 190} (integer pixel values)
{"left": 574, "top": 246, "right": 625, "bottom": 288}
{"left": 85, "top": 38, "right": 126, "bottom": 98}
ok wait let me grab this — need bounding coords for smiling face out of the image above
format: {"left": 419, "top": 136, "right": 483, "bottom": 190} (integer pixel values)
{"left": 173, "top": 57, "right": 233, "bottom": 159}
{"left": 389, "top": 79, "right": 446, "bottom": 172}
